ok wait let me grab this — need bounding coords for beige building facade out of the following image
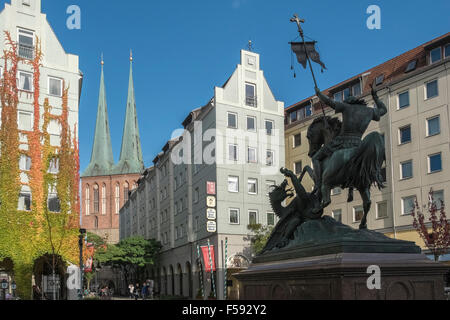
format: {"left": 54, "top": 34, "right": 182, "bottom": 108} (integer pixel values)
{"left": 285, "top": 33, "right": 450, "bottom": 249}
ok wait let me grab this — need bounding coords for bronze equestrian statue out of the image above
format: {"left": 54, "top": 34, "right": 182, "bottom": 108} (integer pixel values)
{"left": 308, "top": 84, "right": 387, "bottom": 229}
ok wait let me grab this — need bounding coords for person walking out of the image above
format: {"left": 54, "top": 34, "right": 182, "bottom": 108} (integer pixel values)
{"left": 141, "top": 282, "right": 148, "bottom": 300}
{"left": 128, "top": 284, "right": 134, "bottom": 299}
{"left": 134, "top": 283, "right": 140, "bottom": 300}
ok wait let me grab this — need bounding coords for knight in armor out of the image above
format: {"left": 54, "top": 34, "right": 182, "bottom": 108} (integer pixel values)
{"left": 313, "top": 84, "right": 387, "bottom": 208}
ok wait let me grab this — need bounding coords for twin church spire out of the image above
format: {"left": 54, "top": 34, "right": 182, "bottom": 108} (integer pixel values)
{"left": 82, "top": 52, "right": 144, "bottom": 178}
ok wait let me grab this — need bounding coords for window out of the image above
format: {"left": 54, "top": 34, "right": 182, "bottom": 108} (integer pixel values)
{"left": 427, "top": 116, "right": 440, "bottom": 136}
{"left": 433, "top": 190, "right": 444, "bottom": 210}
{"left": 377, "top": 202, "right": 388, "bottom": 219}
{"left": 48, "top": 158, "right": 59, "bottom": 174}
{"left": 334, "top": 92, "right": 343, "bottom": 102}
{"left": 293, "top": 134, "right": 301, "bottom": 148}
{"left": 93, "top": 185, "right": 99, "bottom": 214}
{"left": 426, "top": 80, "right": 438, "bottom": 99}
{"left": 265, "top": 120, "right": 274, "bottom": 136}
{"left": 195, "top": 217, "right": 199, "bottom": 232}
{"left": 266, "top": 150, "right": 274, "bottom": 166}
{"left": 85, "top": 186, "right": 90, "bottom": 216}
{"left": 399, "top": 126, "right": 411, "bottom": 144}
{"left": 375, "top": 75, "right": 385, "bottom": 86}
{"left": 228, "top": 112, "right": 238, "bottom": 129}
{"left": 294, "top": 161, "right": 302, "bottom": 175}
{"left": 194, "top": 188, "right": 199, "bottom": 203}
{"left": 290, "top": 111, "right": 297, "bottom": 123}
{"left": 381, "top": 167, "right": 387, "bottom": 183}
{"left": 400, "top": 160, "right": 413, "bottom": 180}
{"left": 248, "top": 178, "right": 258, "bottom": 195}
{"left": 175, "top": 227, "right": 178, "bottom": 240}
{"left": 245, "top": 83, "right": 257, "bottom": 107}
{"left": 430, "top": 47, "right": 442, "bottom": 64}
{"left": 247, "top": 147, "right": 257, "bottom": 163}
{"left": 296, "top": 105, "right": 312, "bottom": 121}
{"left": 18, "top": 71, "right": 33, "bottom": 91}
{"left": 405, "top": 60, "right": 417, "bottom": 73}
{"left": 398, "top": 91, "right": 410, "bottom": 109}
{"left": 343, "top": 88, "right": 351, "bottom": 101}
{"left": 18, "top": 190, "right": 31, "bottom": 211}
{"left": 48, "top": 192, "right": 61, "bottom": 213}
{"left": 332, "top": 209, "right": 342, "bottom": 223}
{"left": 445, "top": 44, "right": 450, "bottom": 58}
{"left": 124, "top": 182, "right": 129, "bottom": 202}
{"left": 428, "top": 153, "right": 442, "bottom": 173}
{"left": 18, "top": 111, "right": 32, "bottom": 131}
{"left": 331, "top": 188, "right": 342, "bottom": 196}
{"left": 247, "top": 116, "right": 256, "bottom": 131}
{"left": 102, "top": 184, "right": 106, "bottom": 215}
{"left": 267, "top": 212, "right": 275, "bottom": 226}
{"left": 353, "top": 206, "right": 364, "bottom": 223}
{"left": 402, "top": 196, "right": 416, "bottom": 216}
{"left": 18, "top": 29, "right": 34, "bottom": 59}
{"left": 266, "top": 180, "right": 275, "bottom": 195}
{"left": 49, "top": 77, "right": 63, "bottom": 97}
{"left": 94, "top": 217, "right": 99, "bottom": 230}
{"left": 19, "top": 155, "right": 31, "bottom": 171}
{"left": 229, "top": 208, "right": 240, "bottom": 225}
{"left": 115, "top": 184, "right": 120, "bottom": 214}
{"left": 248, "top": 210, "right": 258, "bottom": 225}
{"left": 228, "top": 144, "right": 238, "bottom": 161}
{"left": 352, "top": 82, "right": 362, "bottom": 96}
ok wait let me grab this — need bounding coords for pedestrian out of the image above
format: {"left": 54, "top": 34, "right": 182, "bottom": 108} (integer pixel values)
{"left": 128, "top": 284, "right": 134, "bottom": 299}
{"left": 141, "top": 283, "right": 148, "bottom": 300}
{"left": 134, "top": 283, "right": 140, "bottom": 300}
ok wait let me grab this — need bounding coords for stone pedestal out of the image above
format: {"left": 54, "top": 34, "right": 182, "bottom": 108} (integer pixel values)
{"left": 234, "top": 218, "right": 449, "bottom": 300}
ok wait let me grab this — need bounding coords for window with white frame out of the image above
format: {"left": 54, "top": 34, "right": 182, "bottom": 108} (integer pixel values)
{"left": 248, "top": 210, "right": 258, "bottom": 225}
{"left": 248, "top": 178, "right": 258, "bottom": 195}
{"left": 48, "top": 187, "right": 61, "bottom": 213}
{"left": 228, "top": 144, "right": 238, "bottom": 161}
{"left": 293, "top": 134, "right": 301, "bottom": 148}
{"left": 245, "top": 83, "right": 257, "bottom": 107}
{"left": 48, "top": 158, "right": 59, "bottom": 174}
{"left": 247, "top": 147, "right": 257, "bottom": 163}
{"left": 229, "top": 208, "right": 240, "bottom": 225}
{"left": 376, "top": 202, "right": 388, "bottom": 219}
{"left": 19, "top": 154, "right": 31, "bottom": 171}
{"left": 427, "top": 116, "right": 440, "bottom": 137}
{"left": 18, "top": 187, "right": 31, "bottom": 211}
{"left": 18, "top": 111, "right": 32, "bottom": 131}
{"left": 332, "top": 209, "right": 342, "bottom": 223}
{"left": 228, "top": 112, "right": 238, "bottom": 129}
{"left": 398, "top": 91, "right": 410, "bottom": 109}
{"left": 399, "top": 125, "right": 412, "bottom": 144}
{"left": 267, "top": 212, "right": 275, "bottom": 226}
{"left": 430, "top": 47, "right": 442, "bottom": 64}
{"left": 247, "top": 116, "right": 256, "bottom": 132}
{"left": 425, "top": 80, "right": 438, "bottom": 99}
{"left": 402, "top": 196, "right": 416, "bottom": 216}
{"left": 265, "top": 120, "right": 274, "bottom": 136}
{"left": 265, "top": 180, "right": 275, "bottom": 195}
{"left": 331, "top": 188, "right": 342, "bottom": 196}
{"left": 49, "top": 77, "right": 63, "bottom": 97}
{"left": 428, "top": 153, "right": 442, "bottom": 173}
{"left": 266, "top": 150, "right": 274, "bottom": 166}
{"left": 353, "top": 206, "right": 364, "bottom": 223}
{"left": 432, "top": 190, "right": 444, "bottom": 211}
{"left": 228, "top": 176, "right": 239, "bottom": 193}
{"left": 18, "top": 71, "right": 33, "bottom": 91}
{"left": 400, "top": 160, "right": 413, "bottom": 180}
{"left": 18, "top": 28, "right": 34, "bottom": 60}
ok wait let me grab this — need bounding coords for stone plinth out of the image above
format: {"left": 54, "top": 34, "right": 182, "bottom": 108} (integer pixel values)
{"left": 235, "top": 218, "right": 449, "bottom": 300}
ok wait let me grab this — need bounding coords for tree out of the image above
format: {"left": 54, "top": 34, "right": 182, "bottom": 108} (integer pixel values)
{"left": 247, "top": 224, "right": 274, "bottom": 255}
{"left": 412, "top": 189, "right": 450, "bottom": 262}
{"left": 83, "top": 233, "right": 107, "bottom": 291}
{"left": 96, "top": 237, "right": 161, "bottom": 286}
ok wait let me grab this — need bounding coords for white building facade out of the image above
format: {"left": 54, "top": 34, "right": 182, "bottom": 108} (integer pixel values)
{"left": 120, "top": 49, "right": 285, "bottom": 299}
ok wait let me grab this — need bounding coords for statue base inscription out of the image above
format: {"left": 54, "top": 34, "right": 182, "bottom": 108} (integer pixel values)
{"left": 235, "top": 218, "right": 449, "bottom": 300}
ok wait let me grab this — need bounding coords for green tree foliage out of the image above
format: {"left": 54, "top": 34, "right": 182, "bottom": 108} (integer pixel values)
{"left": 247, "top": 224, "right": 274, "bottom": 255}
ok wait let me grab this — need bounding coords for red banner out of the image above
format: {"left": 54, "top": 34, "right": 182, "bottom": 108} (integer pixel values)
{"left": 207, "top": 182, "right": 216, "bottom": 195}
{"left": 201, "top": 245, "right": 216, "bottom": 272}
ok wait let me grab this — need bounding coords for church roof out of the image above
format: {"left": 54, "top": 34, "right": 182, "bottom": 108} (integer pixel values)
{"left": 81, "top": 62, "right": 114, "bottom": 177}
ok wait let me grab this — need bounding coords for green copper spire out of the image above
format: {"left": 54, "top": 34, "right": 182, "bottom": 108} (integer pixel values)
{"left": 113, "top": 51, "right": 144, "bottom": 175}
{"left": 82, "top": 58, "right": 114, "bottom": 177}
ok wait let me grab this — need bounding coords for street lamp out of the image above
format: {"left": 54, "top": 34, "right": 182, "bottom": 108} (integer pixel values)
{"left": 11, "top": 281, "right": 16, "bottom": 299}
{"left": 1, "top": 279, "right": 9, "bottom": 300}
{"left": 78, "top": 228, "right": 87, "bottom": 300}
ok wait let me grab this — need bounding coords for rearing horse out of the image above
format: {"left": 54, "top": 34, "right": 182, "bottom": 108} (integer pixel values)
{"left": 305, "top": 116, "right": 386, "bottom": 229}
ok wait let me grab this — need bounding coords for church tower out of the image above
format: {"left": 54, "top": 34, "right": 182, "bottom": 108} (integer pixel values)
{"left": 81, "top": 55, "right": 144, "bottom": 244}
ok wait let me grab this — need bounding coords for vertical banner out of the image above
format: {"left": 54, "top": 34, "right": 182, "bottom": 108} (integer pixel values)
{"left": 201, "top": 245, "right": 216, "bottom": 272}
{"left": 207, "top": 182, "right": 216, "bottom": 195}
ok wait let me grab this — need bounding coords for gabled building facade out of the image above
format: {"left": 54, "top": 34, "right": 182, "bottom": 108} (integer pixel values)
{"left": 81, "top": 56, "right": 144, "bottom": 244}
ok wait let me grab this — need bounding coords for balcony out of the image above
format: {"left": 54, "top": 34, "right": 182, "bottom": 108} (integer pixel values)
{"left": 18, "top": 44, "right": 34, "bottom": 60}
{"left": 246, "top": 96, "right": 257, "bottom": 107}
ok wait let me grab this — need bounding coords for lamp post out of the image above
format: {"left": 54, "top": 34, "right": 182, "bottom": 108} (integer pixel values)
{"left": 78, "top": 228, "right": 87, "bottom": 300}
{"left": 11, "top": 281, "right": 16, "bottom": 300}
{"left": 1, "top": 279, "right": 8, "bottom": 300}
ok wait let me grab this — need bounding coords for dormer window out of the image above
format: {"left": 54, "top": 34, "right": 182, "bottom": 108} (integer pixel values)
{"left": 445, "top": 44, "right": 450, "bottom": 58}
{"left": 405, "top": 60, "right": 417, "bottom": 73}
{"left": 430, "top": 47, "right": 442, "bottom": 64}
{"left": 18, "top": 28, "right": 34, "bottom": 60}
{"left": 375, "top": 75, "right": 384, "bottom": 86}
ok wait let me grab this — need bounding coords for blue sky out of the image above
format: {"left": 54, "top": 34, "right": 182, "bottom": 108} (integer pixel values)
{"left": 2, "top": 0, "right": 449, "bottom": 171}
